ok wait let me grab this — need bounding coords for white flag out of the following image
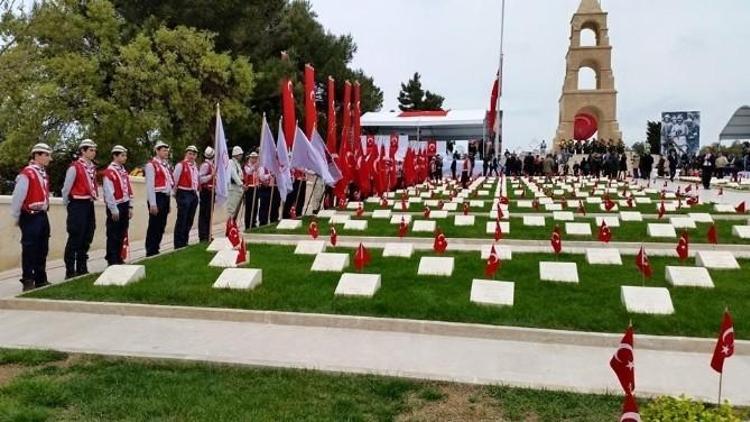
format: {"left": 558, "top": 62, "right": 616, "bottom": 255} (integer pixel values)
{"left": 310, "top": 128, "right": 341, "bottom": 185}
{"left": 213, "top": 105, "right": 230, "bottom": 205}
{"left": 259, "top": 115, "right": 278, "bottom": 176}
{"left": 291, "top": 126, "right": 334, "bottom": 185}
{"left": 275, "top": 119, "right": 294, "bottom": 200}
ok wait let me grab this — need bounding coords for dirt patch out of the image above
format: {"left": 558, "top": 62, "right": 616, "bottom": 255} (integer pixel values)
{"left": 397, "top": 383, "right": 506, "bottom": 422}
{"left": 0, "top": 364, "right": 26, "bottom": 386}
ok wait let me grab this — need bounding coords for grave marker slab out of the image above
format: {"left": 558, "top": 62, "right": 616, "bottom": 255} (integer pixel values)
{"left": 635, "top": 197, "right": 652, "bottom": 204}
{"left": 454, "top": 215, "right": 476, "bottom": 226}
{"left": 732, "top": 225, "right": 750, "bottom": 239}
{"left": 688, "top": 213, "right": 713, "bottom": 223}
{"left": 417, "top": 257, "right": 455, "bottom": 276}
{"left": 429, "top": 210, "right": 449, "bottom": 219}
{"left": 517, "top": 200, "right": 533, "bottom": 208}
{"left": 346, "top": 201, "right": 364, "bottom": 210}
{"left": 311, "top": 253, "right": 350, "bottom": 272}
{"left": 480, "top": 244, "right": 512, "bottom": 260}
{"left": 329, "top": 214, "right": 351, "bottom": 224}
{"left": 565, "top": 222, "right": 592, "bottom": 236}
{"left": 470, "top": 200, "right": 485, "bottom": 208}
{"left": 334, "top": 273, "right": 381, "bottom": 297}
{"left": 714, "top": 204, "right": 735, "bottom": 213}
{"left": 619, "top": 211, "right": 643, "bottom": 222}
{"left": 390, "top": 214, "right": 412, "bottom": 224}
{"left": 212, "top": 268, "right": 262, "bottom": 290}
{"left": 585, "top": 248, "right": 622, "bottom": 265}
{"left": 485, "top": 221, "right": 510, "bottom": 234}
{"left": 317, "top": 209, "right": 337, "bottom": 218}
{"left": 209, "top": 250, "right": 246, "bottom": 268}
{"left": 665, "top": 266, "right": 714, "bottom": 288}
{"left": 294, "top": 240, "right": 326, "bottom": 255}
{"left": 413, "top": 220, "right": 437, "bottom": 232}
{"left": 620, "top": 286, "right": 674, "bottom": 315}
{"left": 382, "top": 242, "right": 414, "bottom": 258}
{"left": 277, "top": 219, "right": 302, "bottom": 230}
{"left": 586, "top": 197, "right": 603, "bottom": 204}
{"left": 94, "top": 265, "right": 145, "bottom": 286}
{"left": 442, "top": 202, "right": 458, "bottom": 211}
{"left": 371, "top": 209, "right": 392, "bottom": 219}
{"left": 553, "top": 211, "right": 575, "bottom": 221}
{"left": 595, "top": 216, "right": 620, "bottom": 228}
{"left": 523, "top": 216, "right": 546, "bottom": 227}
{"left": 539, "top": 262, "right": 579, "bottom": 283}
{"left": 670, "top": 217, "right": 696, "bottom": 229}
{"left": 647, "top": 223, "right": 677, "bottom": 238}
{"left": 695, "top": 251, "right": 740, "bottom": 269}
{"left": 545, "top": 203, "right": 563, "bottom": 211}
{"left": 343, "top": 220, "right": 368, "bottom": 231}
{"left": 207, "top": 237, "right": 233, "bottom": 252}
{"left": 470, "top": 279, "right": 514, "bottom": 307}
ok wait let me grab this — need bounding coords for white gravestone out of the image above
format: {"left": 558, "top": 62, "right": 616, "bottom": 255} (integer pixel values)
{"left": 470, "top": 279, "right": 514, "bottom": 307}
{"left": 343, "top": 220, "right": 368, "bottom": 231}
{"left": 688, "top": 213, "right": 713, "bottom": 223}
{"left": 523, "top": 216, "right": 546, "bottom": 227}
{"left": 620, "top": 286, "right": 674, "bottom": 315}
{"left": 371, "top": 209, "right": 392, "bottom": 219}
{"left": 442, "top": 202, "right": 458, "bottom": 211}
{"left": 647, "top": 223, "right": 677, "bottom": 238}
{"left": 212, "top": 268, "right": 262, "bottom": 290}
{"left": 94, "top": 265, "right": 145, "bottom": 286}
{"left": 346, "top": 201, "right": 364, "bottom": 210}
{"left": 539, "top": 262, "right": 579, "bottom": 283}
{"left": 294, "top": 240, "right": 326, "bottom": 255}
{"left": 670, "top": 217, "right": 696, "bottom": 229}
{"left": 209, "top": 250, "right": 246, "bottom": 268}
{"left": 553, "top": 211, "right": 575, "bottom": 221}
{"left": 485, "top": 221, "right": 510, "bottom": 234}
{"left": 390, "top": 214, "right": 412, "bottom": 224}
{"left": 545, "top": 203, "right": 563, "bottom": 211}
{"left": 429, "top": 210, "right": 449, "bottom": 219}
{"left": 470, "top": 200, "right": 485, "bottom": 208}
{"left": 329, "top": 214, "right": 351, "bottom": 224}
{"left": 480, "top": 245, "right": 512, "bottom": 260}
{"left": 595, "top": 216, "right": 620, "bottom": 228}
{"left": 311, "top": 253, "right": 350, "bottom": 272}
{"left": 423, "top": 200, "right": 440, "bottom": 207}
{"left": 412, "top": 220, "right": 437, "bottom": 232}
{"left": 585, "top": 248, "right": 622, "bottom": 265}
{"left": 276, "top": 219, "right": 302, "bottom": 230}
{"left": 732, "top": 225, "right": 750, "bottom": 239}
{"left": 207, "top": 237, "right": 233, "bottom": 252}
{"left": 565, "top": 222, "right": 592, "bottom": 236}
{"left": 665, "top": 266, "right": 714, "bottom": 288}
{"left": 517, "top": 200, "right": 533, "bottom": 208}
{"left": 714, "top": 204, "right": 735, "bottom": 213}
{"left": 334, "top": 273, "right": 381, "bottom": 297}
{"left": 695, "top": 251, "right": 740, "bottom": 269}
{"left": 635, "top": 197, "right": 652, "bottom": 204}
{"left": 417, "top": 256, "right": 454, "bottom": 276}
{"left": 317, "top": 209, "right": 337, "bottom": 218}
{"left": 382, "top": 242, "right": 414, "bottom": 258}
{"left": 619, "top": 211, "right": 643, "bottom": 222}
{"left": 586, "top": 197, "right": 603, "bottom": 204}
{"left": 454, "top": 215, "right": 476, "bottom": 226}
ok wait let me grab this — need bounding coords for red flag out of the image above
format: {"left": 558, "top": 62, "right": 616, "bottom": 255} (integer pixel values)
{"left": 598, "top": 220, "right": 612, "bottom": 243}
{"left": 326, "top": 76, "right": 337, "bottom": 152}
{"left": 120, "top": 231, "right": 129, "bottom": 262}
{"left": 620, "top": 394, "right": 641, "bottom": 422}
{"left": 308, "top": 221, "right": 319, "bottom": 239}
{"left": 354, "top": 242, "right": 371, "bottom": 271}
{"left": 463, "top": 202, "right": 469, "bottom": 215}
{"left": 400, "top": 198, "right": 407, "bottom": 211}
{"left": 736, "top": 201, "right": 746, "bottom": 214}
{"left": 499, "top": 196, "right": 509, "bottom": 204}
{"left": 604, "top": 197, "right": 616, "bottom": 212}
{"left": 496, "top": 204, "right": 504, "bottom": 220}
{"left": 485, "top": 244, "right": 500, "bottom": 277}
{"left": 304, "top": 64, "right": 316, "bottom": 138}
{"left": 355, "top": 203, "right": 364, "bottom": 217}
{"left": 707, "top": 224, "right": 718, "bottom": 244}
{"left": 550, "top": 231, "right": 562, "bottom": 254}
{"left": 494, "top": 221, "right": 503, "bottom": 241}
{"left": 686, "top": 196, "right": 698, "bottom": 206}
{"left": 281, "top": 78, "right": 296, "bottom": 148}
{"left": 626, "top": 196, "right": 634, "bottom": 208}
{"left": 532, "top": 198, "right": 540, "bottom": 210}
{"left": 426, "top": 139, "right": 437, "bottom": 157}
{"left": 685, "top": 184, "right": 692, "bottom": 193}
{"left": 577, "top": 200, "right": 587, "bottom": 216}
{"left": 658, "top": 201, "right": 666, "bottom": 219}
{"left": 433, "top": 230, "right": 448, "bottom": 254}
{"left": 437, "top": 200, "right": 444, "bottom": 210}
{"left": 235, "top": 237, "right": 247, "bottom": 265}
{"left": 676, "top": 233, "right": 689, "bottom": 260}
{"left": 330, "top": 227, "right": 338, "bottom": 247}
{"left": 380, "top": 197, "right": 388, "bottom": 208}
{"left": 711, "top": 311, "right": 735, "bottom": 373}
{"left": 398, "top": 217, "right": 408, "bottom": 238}
{"left": 423, "top": 206, "right": 431, "bottom": 218}
{"left": 226, "top": 218, "right": 241, "bottom": 247}
{"left": 487, "top": 72, "right": 500, "bottom": 134}
{"left": 635, "top": 246, "right": 652, "bottom": 278}
{"left": 389, "top": 133, "right": 399, "bottom": 158}
{"left": 352, "top": 82, "right": 362, "bottom": 156}
{"left": 341, "top": 81, "right": 352, "bottom": 150}
{"left": 610, "top": 326, "right": 635, "bottom": 394}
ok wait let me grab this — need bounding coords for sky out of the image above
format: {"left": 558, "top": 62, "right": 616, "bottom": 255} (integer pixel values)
{"left": 308, "top": 0, "right": 750, "bottom": 151}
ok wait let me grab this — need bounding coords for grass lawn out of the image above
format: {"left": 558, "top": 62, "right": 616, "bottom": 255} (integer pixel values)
{"left": 255, "top": 215, "right": 749, "bottom": 245}
{"left": 0, "top": 348, "right": 634, "bottom": 421}
{"left": 26, "top": 244, "right": 750, "bottom": 339}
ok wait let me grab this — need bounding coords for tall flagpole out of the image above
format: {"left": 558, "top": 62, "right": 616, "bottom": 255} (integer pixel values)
{"left": 493, "top": 0, "right": 506, "bottom": 156}
{"left": 208, "top": 103, "right": 220, "bottom": 240}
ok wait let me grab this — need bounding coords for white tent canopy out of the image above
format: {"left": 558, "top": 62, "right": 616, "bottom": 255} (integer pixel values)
{"left": 360, "top": 109, "right": 490, "bottom": 141}
{"left": 719, "top": 105, "right": 750, "bottom": 141}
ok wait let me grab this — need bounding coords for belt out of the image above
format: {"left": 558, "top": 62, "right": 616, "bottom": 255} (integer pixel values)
{"left": 22, "top": 210, "right": 47, "bottom": 216}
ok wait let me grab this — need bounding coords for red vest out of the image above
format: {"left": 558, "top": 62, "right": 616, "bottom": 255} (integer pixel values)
{"left": 21, "top": 165, "right": 49, "bottom": 212}
{"left": 176, "top": 160, "right": 198, "bottom": 191}
{"left": 69, "top": 159, "right": 97, "bottom": 200}
{"left": 243, "top": 164, "right": 258, "bottom": 186}
{"left": 150, "top": 158, "right": 173, "bottom": 189}
{"left": 293, "top": 168, "right": 306, "bottom": 181}
{"left": 200, "top": 161, "right": 214, "bottom": 190}
{"left": 104, "top": 163, "right": 133, "bottom": 203}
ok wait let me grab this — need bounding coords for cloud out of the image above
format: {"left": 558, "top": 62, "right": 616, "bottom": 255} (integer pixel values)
{"left": 309, "top": 0, "right": 750, "bottom": 150}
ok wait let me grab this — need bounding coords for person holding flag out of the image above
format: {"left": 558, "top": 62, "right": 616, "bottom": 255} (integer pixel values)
{"left": 144, "top": 141, "right": 174, "bottom": 257}
{"left": 102, "top": 145, "right": 133, "bottom": 265}
{"left": 197, "top": 147, "right": 215, "bottom": 242}
{"left": 243, "top": 152, "right": 260, "bottom": 230}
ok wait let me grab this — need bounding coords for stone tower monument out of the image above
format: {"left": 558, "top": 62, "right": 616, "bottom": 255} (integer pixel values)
{"left": 553, "top": 0, "right": 622, "bottom": 150}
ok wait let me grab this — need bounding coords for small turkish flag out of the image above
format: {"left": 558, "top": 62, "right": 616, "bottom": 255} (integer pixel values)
{"left": 494, "top": 221, "right": 503, "bottom": 241}
{"left": 235, "top": 237, "right": 247, "bottom": 265}
{"left": 685, "top": 184, "right": 692, "bottom": 193}
{"left": 380, "top": 197, "right": 388, "bottom": 208}
{"left": 401, "top": 199, "right": 407, "bottom": 211}
{"left": 532, "top": 199, "right": 540, "bottom": 210}
{"left": 308, "top": 221, "right": 319, "bottom": 239}
{"left": 398, "top": 217, "right": 408, "bottom": 238}
{"left": 437, "top": 200, "right": 444, "bottom": 210}
{"left": 120, "top": 231, "right": 129, "bottom": 262}
{"left": 635, "top": 246, "right": 652, "bottom": 278}
{"left": 577, "top": 200, "right": 586, "bottom": 216}
{"left": 499, "top": 196, "right": 509, "bottom": 205}
{"left": 356, "top": 204, "right": 364, "bottom": 217}
{"left": 330, "top": 227, "right": 338, "bottom": 247}
{"left": 226, "top": 218, "right": 241, "bottom": 247}
{"left": 354, "top": 242, "right": 371, "bottom": 271}
{"left": 736, "top": 201, "right": 746, "bottom": 214}
{"left": 676, "top": 232, "right": 689, "bottom": 260}
{"left": 604, "top": 198, "right": 616, "bottom": 212}
{"left": 710, "top": 310, "right": 735, "bottom": 373}
{"left": 463, "top": 202, "right": 469, "bottom": 215}
{"left": 485, "top": 244, "right": 500, "bottom": 277}
{"left": 707, "top": 224, "right": 718, "bottom": 244}
{"left": 550, "top": 231, "right": 562, "bottom": 254}
{"left": 598, "top": 220, "right": 612, "bottom": 243}
{"left": 433, "top": 231, "right": 448, "bottom": 254}
{"left": 620, "top": 394, "right": 641, "bottom": 422}
{"left": 658, "top": 201, "right": 666, "bottom": 219}
{"left": 686, "top": 196, "right": 698, "bottom": 206}
{"left": 626, "top": 196, "right": 634, "bottom": 208}
{"left": 610, "top": 325, "right": 635, "bottom": 394}
{"left": 423, "top": 206, "right": 431, "bottom": 218}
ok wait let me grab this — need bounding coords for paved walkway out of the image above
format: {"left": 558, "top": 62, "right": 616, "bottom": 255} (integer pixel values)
{"left": 0, "top": 309, "right": 747, "bottom": 405}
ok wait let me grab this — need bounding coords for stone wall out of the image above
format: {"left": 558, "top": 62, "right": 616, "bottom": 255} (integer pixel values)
{"left": 0, "top": 176, "right": 228, "bottom": 272}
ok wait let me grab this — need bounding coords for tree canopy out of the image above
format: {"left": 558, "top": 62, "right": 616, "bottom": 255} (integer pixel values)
{"left": 397, "top": 72, "right": 445, "bottom": 111}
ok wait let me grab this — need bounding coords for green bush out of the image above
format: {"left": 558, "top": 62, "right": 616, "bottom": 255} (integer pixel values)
{"left": 641, "top": 395, "right": 740, "bottom": 421}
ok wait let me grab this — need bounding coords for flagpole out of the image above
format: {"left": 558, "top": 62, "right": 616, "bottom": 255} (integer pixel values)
{"left": 209, "top": 103, "right": 220, "bottom": 240}
{"left": 293, "top": 174, "right": 304, "bottom": 218}
{"left": 247, "top": 185, "right": 258, "bottom": 232}
{"left": 494, "top": 0, "right": 506, "bottom": 155}
{"left": 718, "top": 372, "right": 723, "bottom": 405}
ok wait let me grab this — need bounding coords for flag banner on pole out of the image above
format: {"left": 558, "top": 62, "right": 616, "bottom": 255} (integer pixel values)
{"left": 326, "top": 76, "right": 337, "bottom": 152}
{"left": 311, "top": 128, "right": 342, "bottom": 185}
{"left": 711, "top": 311, "right": 735, "bottom": 373}
{"left": 259, "top": 115, "right": 279, "bottom": 177}
{"left": 610, "top": 326, "right": 635, "bottom": 394}
{"left": 291, "top": 126, "right": 334, "bottom": 185}
{"left": 281, "top": 79, "right": 296, "bottom": 149}
{"left": 304, "top": 64, "right": 317, "bottom": 138}
{"left": 214, "top": 105, "right": 231, "bottom": 205}
{"left": 276, "top": 119, "right": 293, "bottom": 199}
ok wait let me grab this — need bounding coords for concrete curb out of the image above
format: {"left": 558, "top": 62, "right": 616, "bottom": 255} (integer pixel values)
{"left": 2, "top": 297, "right": 747, "bottom": 355}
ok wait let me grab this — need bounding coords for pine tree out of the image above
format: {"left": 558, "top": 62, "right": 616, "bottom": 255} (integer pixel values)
{"left": 397, "top": 72, "right": 445, "bottom": 111}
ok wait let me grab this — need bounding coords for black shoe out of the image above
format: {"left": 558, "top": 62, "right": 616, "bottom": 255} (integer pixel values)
{"left": 65, "top": 271, "right": 76, "bottom": 279}
{"left": 76, "top": 270, "right": 89, "bottom": 277}
{"left": 35, "top": 281, "right": 50, "bottom": 289}
{"left": 20, "top": 279, "right": 35, "bottom": 292}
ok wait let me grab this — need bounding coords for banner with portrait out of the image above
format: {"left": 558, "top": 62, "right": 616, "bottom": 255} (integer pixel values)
{"left": 661, "top": 111, "right": 700, "bottom": 156}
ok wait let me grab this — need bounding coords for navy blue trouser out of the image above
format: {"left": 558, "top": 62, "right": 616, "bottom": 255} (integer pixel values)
{"left": 19, "top": 212, "right": 50, "bottom": 286}
{"left": 146, "top": 192, "right": 170, "bottom": 256}
{"left": 105, "top": 202, "right": 130, "bottom": 265}
{"left": 198, "top": 189, "right": 213, "bottom": 242}
{"left": 174, "top": 190, "right": 198, "bottom": 249}
{"left": 64, "top": 199, "right": 95, "bottom": 274}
